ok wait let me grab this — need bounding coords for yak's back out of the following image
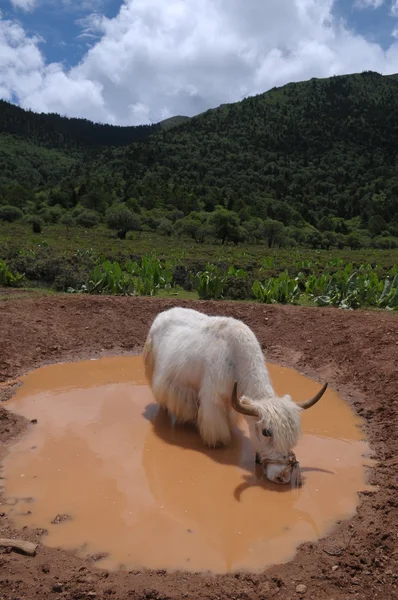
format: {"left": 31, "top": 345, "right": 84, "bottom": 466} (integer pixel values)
{"left": 150, "top": 307, "right": 211, "bottom": 337}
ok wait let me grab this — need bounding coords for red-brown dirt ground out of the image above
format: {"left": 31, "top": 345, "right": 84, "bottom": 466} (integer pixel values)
{"left": 0, "top": 295, "right": 397, "bottom": 600}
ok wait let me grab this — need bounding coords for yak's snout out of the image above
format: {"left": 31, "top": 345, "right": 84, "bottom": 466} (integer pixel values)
{"left": 262, "top": 453, "right": 302, "bottom": 487}
{"left": 264, "top": 463, "right": 292, "bottom": 485}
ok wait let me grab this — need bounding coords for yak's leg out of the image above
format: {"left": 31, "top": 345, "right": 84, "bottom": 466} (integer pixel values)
{"left": 197, "top": 384, "right": 231, "bottom": 448}
{"left": 167, "top": 383, "right": 198, "bottom": 423}
{"left": 152, "top": 373, "right": 198, "bottom": 423}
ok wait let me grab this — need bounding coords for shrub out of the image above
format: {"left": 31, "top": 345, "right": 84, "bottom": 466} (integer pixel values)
{"left": 106, "top": 204, "right": 141, "bottom": 239}
{"left": 53, "top": 267, "right": 86, "bottom": 291}
{"left": 305, "top": 230, "right": 323, "bottom": 249}
{"left": 39, "top": 205, "right": 64, "bottom": 224}
{"left": 60, "top": 213, "right": 77, "bottom": 232}
{"left": 76, "top": 210, "right": 100, "bottom": 229}
{"left": 252, "top": 271, "right": 301, "bottom": 304}
{"left": 195, "top": 264, "right": 227, "bottom": 299}
{"left": 368, "top": 215, "right": 387, "bottom": 237}
{"left": 24, "top": 215, "right": 43, "bottom": 233}
{"left": 72, "top": 257, "right": 173, "bottom": 296}
{"left": 372, "top": 236, "right": 398, "bottom": 249}
{"left": 224, "top": 276, "right": 252, "bottom": 300}
{"left": 0, "top": 205, "right": 23, "bottom": 222}
{"left": 0, "top": 260, "right": 25, "bottom": 287}
{"left": 158, "top": 218, "right": 173, "bottom": 237}
{"left": 32, "top": 220, "right": 42, "bottom": 234}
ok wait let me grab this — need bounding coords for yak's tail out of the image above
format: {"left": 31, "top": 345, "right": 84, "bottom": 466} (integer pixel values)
{"left": 143, "top": 334, "right": 155, "bottom": 385}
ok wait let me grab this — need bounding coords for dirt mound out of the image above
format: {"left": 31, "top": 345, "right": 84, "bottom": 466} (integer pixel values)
{"left": 0, "top": 296, "right": 397, "bottom": 599}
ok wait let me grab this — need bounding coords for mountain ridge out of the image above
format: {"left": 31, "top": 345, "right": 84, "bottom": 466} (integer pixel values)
{"left": 1, "top": 70, "right": 398, "bottom": 241}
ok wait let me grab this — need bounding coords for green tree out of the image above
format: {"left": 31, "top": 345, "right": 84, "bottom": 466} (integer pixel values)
{"left": 244, "top": 218, "right": 264, "bottom": 243}
{"left": 335, "top": 233, "right": 345, "bottom": 249}
{"left": 158, "top": 218, "right": 173, "bottom": 236}
{"left": 176, "top": 217, "right": 213, "bottom": 243}
{"left": 60, "top": 213, "right": 76, "bottom": 236}
{"left": 106, "top": 204, "right": 141, "bottom": 239}
{"left": 261, "top": 219, "right": 285, "bottom": 248}
{"left": 126, "top": 198, "right": 142, "bottom": 214}
{"left": 318, "top": 216, "right": 333, "bottom": 232}
{"left": 345, "top": 233, "right": 362, "bottom": 249}
{"left": 368, "top": 215, "right": 387, "bottom": 237}
{"left": 321, "top": 231, "right": 337, "bottom": 249}
{"left": 80, "top": 190, "right": 109, "bottom": 213}
{"left": 305, "top": 230, "right": 323, "bottom": 249}
{"left": 209, "top": 208, "right": 240, "bottom": 245}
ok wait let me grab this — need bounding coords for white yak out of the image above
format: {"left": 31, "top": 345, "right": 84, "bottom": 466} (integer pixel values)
{"left": 143, "top": 306, "right": 327, "bottom": 484}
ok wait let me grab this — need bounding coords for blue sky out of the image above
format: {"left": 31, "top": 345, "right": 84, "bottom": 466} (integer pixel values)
{"left": 1, "top": 1, "right": 121, "bottom": 66}
{"left": 1, "top": 1, "right": 398, "bottom": 125}
{"left": 333, "top": 0, "right": 398, "bottom": 49}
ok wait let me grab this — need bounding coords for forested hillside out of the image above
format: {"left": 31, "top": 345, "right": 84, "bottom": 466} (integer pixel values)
{"left": 1, "top": 70, "right": 398, "bottom": 248}
{"left": 0, "top": 100, "right": 160, "bottom": 150}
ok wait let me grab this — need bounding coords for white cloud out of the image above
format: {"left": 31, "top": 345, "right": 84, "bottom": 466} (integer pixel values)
{"left": 1, "top": 0, "right": 398, "bottom": 125}
{"left": 354, "top": 0, "right": 384, "bottom": 8}
{"left": 391, "top": 1, "right": 398, "bottom": 16}
{"left": 10, "top": 0, "right": 37, "bottom": 11}
{"left": 10, "top": 0, "right": 104, "bottom": 13}
{"left": 0, "top": 13, "right": 107, "bottom": 120}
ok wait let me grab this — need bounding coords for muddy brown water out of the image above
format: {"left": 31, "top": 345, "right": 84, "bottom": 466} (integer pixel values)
{"left": 1, "top": 356, "right": 374, "bottom": 574}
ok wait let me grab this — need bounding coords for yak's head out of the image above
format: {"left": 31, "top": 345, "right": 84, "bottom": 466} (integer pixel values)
{"left": 231, "top": 381, "right": 328, "bottom": 485}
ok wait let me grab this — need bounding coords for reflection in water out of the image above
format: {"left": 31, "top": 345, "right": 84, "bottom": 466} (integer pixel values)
{"left": 1, "top": 356, "right": 375, "bottom": 573}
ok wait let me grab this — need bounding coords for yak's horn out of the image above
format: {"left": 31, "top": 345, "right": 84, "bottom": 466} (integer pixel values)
{"left": 231, "top": 381, "right": 259, "bottom": 418}
{"left": 297, "top": 382, "right": 328, "bottom": 410}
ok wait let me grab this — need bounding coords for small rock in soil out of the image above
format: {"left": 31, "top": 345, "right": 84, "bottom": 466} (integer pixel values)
{"left": 88, "top": 552, "right": 108, "bottom": 562}
{"left": 52, "top": 584, "right": 62, "bottom": 592}
{"left": 51, "top": 514, "right": 72, "bottom": 524}
{"left": 296, "top": 584, "right": 307, "bottom": 594}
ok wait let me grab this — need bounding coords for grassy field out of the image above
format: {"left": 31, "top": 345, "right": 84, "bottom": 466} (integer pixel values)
{"left": 1, "top": 223, "right": 398, "bottom": 309}
{"left": 2, "top": 223, "right": 398, "bottom": 270}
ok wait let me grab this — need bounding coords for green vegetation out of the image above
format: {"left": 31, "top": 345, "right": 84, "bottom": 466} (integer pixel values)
{"left": 1, "top": 224, "right": 397, "bottom": 310}
{"left": 0, "top": 259, "right": 25, "bottom": 287}
{"left": 1, "top": 70, "right": 398, "bottom": 310}
{"left": 74, "top": 257, "right": 173, "bottom": 296}
{"left": 159, "top": 116, "right": 191, "bottom": 130}
{"left": 0, "top": 99, "right": 158, "bottom": 150}
{"left": 74, "top": 258, "right": 398, "bottom": 310}
{"left": 252, "top": 265, "right": 398, "bottom": 309}
{"left": 1, "top": 71, "right": 398, "bottom": 251}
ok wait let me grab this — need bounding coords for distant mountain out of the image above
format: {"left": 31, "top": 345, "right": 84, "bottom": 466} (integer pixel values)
{"left": 87, "top": 70, "right": 398, "bottom": 225}
{"left": 0, "top": 99, "right": 160, "bottom": 150}
{"left": 1, "top": 70, "right": 398, "bottom": 230}
{"left": 159, "top": 116, "right": 191, "bottom": 130}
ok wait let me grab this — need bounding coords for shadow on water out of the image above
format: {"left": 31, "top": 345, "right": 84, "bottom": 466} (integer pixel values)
{"left": 142, "top": 403, "right": 333, "bottom": 497}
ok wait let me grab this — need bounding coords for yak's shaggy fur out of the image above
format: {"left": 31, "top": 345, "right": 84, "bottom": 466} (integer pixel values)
{"left": 143, "top": 307, "right": 302, "bottom": 459}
